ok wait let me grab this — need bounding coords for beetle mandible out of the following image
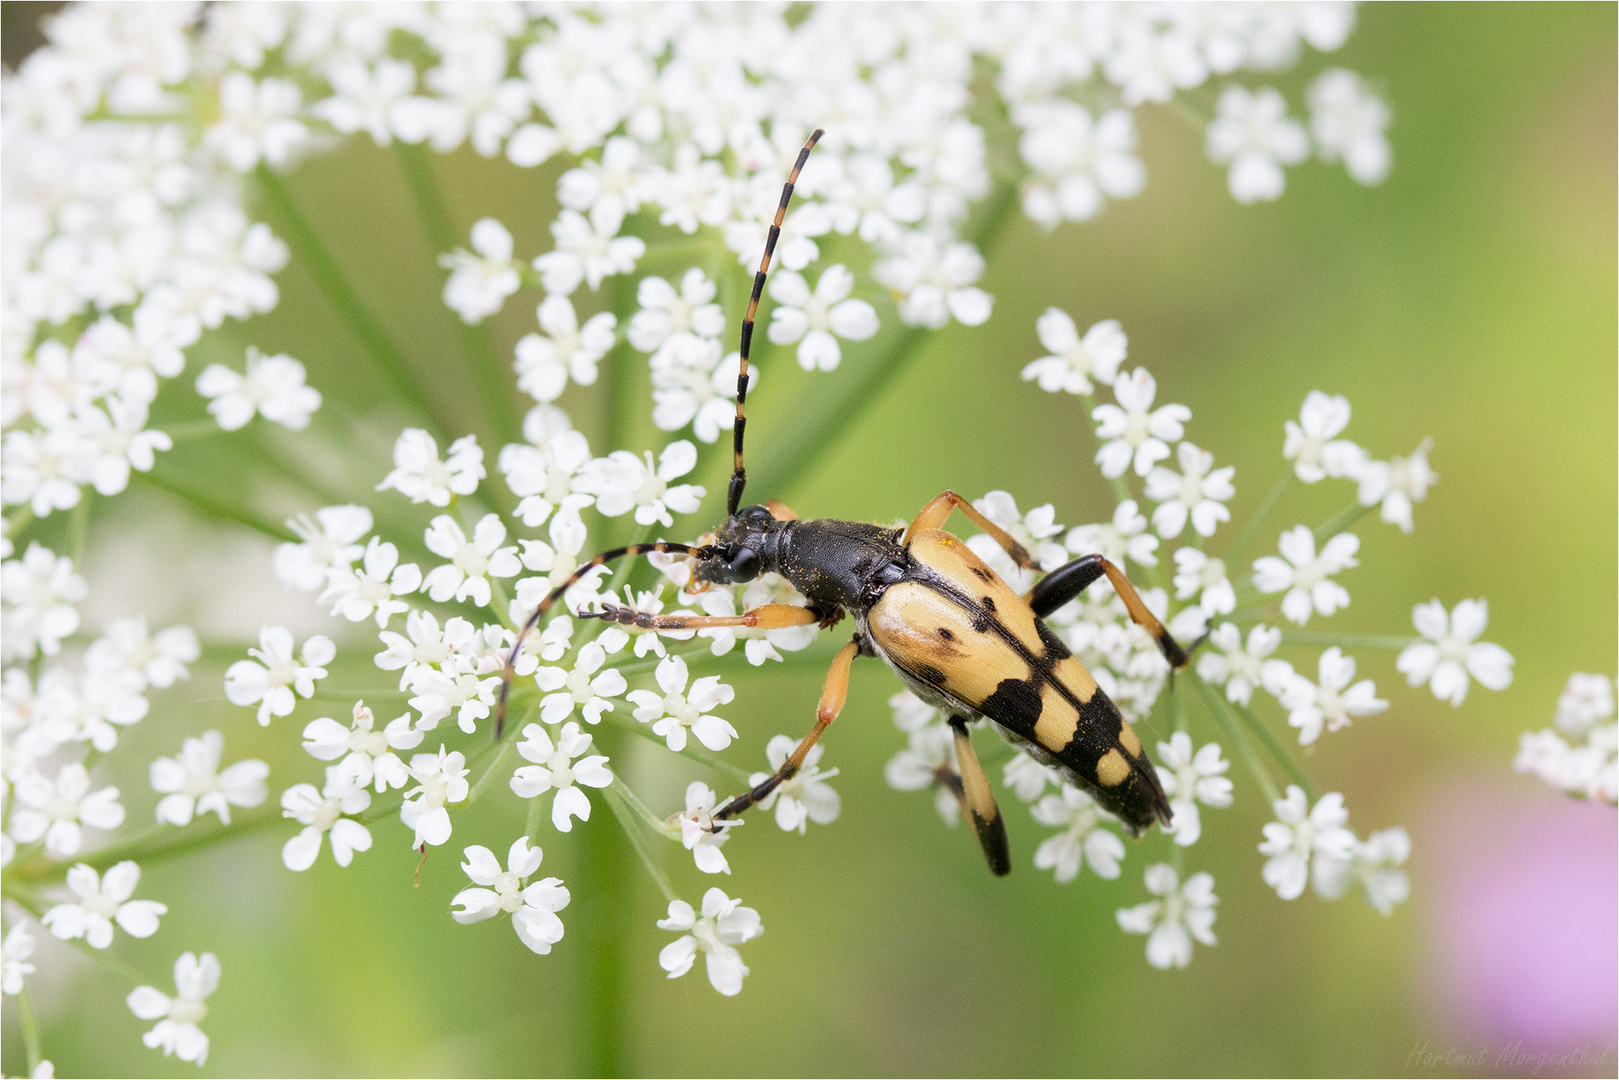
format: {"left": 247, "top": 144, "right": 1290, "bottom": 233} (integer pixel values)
{"left": 497, "top": 129, "right": 1191, "bottom": 875}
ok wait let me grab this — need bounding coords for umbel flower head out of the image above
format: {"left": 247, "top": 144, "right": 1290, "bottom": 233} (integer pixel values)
{"left": 0, "top": 5, "right": 1534, "bottom": 1070}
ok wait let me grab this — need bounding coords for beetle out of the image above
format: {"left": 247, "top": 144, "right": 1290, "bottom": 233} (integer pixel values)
{"left": 498, "top": 129, "right": 1190, "bottom": 875}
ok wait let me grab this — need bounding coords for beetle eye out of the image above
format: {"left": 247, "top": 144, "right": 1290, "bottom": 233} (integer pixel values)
{"left": 727, "top": 547, "right": 761, "bottom": 579}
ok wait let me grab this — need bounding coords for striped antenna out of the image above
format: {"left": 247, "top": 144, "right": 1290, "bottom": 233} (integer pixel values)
{"left": 727, "top": 128, "right": 825, "bottom": 518}
{"left": 496, "top": 541, "right": 697, "bottom": 737}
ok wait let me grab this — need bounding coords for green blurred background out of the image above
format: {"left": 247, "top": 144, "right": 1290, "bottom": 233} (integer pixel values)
{"left": 5, "top": 4, "right": 1615, "bottom": 1077}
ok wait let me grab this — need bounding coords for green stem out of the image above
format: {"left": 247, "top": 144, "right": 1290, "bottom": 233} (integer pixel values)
{"left": 466, "top": 734, "right": 520, "bottom": 804}
{"left": 1223, "top": 470, "right": 1290, "bottom": 571}
{"left": 1191, "top": 673, "right": 1279, "bottom": 804}
{"left": 68, "top": 813, "right": 282, "bottom": 876}
{"left": 134, "top": 470, "right": 296, "bottom": 542}
{"left": 68, "top": 493, "right": 90, "bottom": 566}
{"left": 597, "top": 706, "right": 753, "bottom": 784}
{"left": 160, "top": 418, "right": 227, "bottom": 442}
{"left": 574, "top": 728, "right": 632, "bottom": 1077}
{"left": 17, "top": 982, "right": 43, "bottom": 1075}
{"left": 1233, "top": 701, "right": 1317, "bottom": 801}
{"left": 1313, "top": 500, "right": 1375, "bottom": 546}
{"left": 1172, "top": 673, "right": 1191, "bottom": 735}
{"left": 393, "top": 143, "right": 520, "bottom": 450}
{"left": 603, "top": 778, "right": 678, "bottom": 902}
{"left": 254, "top": 164, "right": 449, "bottom": 439}
{"left": 1280, "top": 631, "right": 1416, "bottom": 650}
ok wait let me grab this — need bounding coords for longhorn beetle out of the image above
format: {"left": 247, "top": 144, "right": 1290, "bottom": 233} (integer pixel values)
{"left": 498, "top": 129, "right": 1190, "bottom": 875}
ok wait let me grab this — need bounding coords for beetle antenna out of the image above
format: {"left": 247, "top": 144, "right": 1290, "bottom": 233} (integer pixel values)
{"left": 496, "top": 541, "right": 698, "bottom": 737}
{"left": 728, "top": 127, "right": 825, "bottom": 519}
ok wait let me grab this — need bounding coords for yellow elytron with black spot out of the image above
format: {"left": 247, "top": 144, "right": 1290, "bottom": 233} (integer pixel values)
{"left": 498, "top": 129, "right": 1190, "bottom": 876}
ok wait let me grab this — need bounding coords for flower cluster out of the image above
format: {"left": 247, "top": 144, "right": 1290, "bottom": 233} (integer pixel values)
{"left": 0, "top": 3, "right": 1447, "bottom": 1068}
{"left": 1516, "top": 673, "right": 1618, "bottom": 804}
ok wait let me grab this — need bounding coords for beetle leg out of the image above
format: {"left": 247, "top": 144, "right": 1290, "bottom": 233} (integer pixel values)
{"left": 582, "top": 602, "right": 821, "bottom": 631}
{"left": 715, "top": 637, "right": 859, "bottom": 821}
{"left": 903, "top": 490, "right": 1035, "bottom": 569}
{"left": 1025, "top": 553, "right": 1189, "bottom": 669}
{"left": 948, "top": 715, "right": 1011, "bottom": 876}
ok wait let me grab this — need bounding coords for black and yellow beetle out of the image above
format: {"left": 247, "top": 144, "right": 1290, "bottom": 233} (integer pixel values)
{"left": 499, "top": 129, "right": 1190, "bottom": 875}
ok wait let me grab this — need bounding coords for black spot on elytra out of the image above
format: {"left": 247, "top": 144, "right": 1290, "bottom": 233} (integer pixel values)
{"left": 981, "top": 595, "right": 998, "bottom": 613}
{"left": 915, "top": 663, "right": 947, "bottom": 686}
{"left": 978, "top": 677, "right": 1042, "bottom": 730}
{"left": 937, "top": 627, "right": 956, "bottom": 641}
{"left": 971, "top": 566, "right": 992, "bottom": 582}
{"left": 971, "top": 611, "right": 992, "bottom": 633}
{"left": 1036, "top": 621, "right": 1072, "bottom": 661}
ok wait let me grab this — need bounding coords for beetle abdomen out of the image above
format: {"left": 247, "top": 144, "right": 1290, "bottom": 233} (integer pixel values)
{"left": 867, "top": 529, "right": 1170, "bottom": 834}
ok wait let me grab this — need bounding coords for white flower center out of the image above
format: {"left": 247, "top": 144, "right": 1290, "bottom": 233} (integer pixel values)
{"left": 312, "top": 795, "right": 343, "bottom": 832}
{"left": 1199, "top": 558, "right": 1227, "bottom": 588}
{"left": 494, "top": 870, "right": 523, "bottom": 910}
{"left": 1438, "top": 636, "right": 1471, "bottom": 663}
{"left": 180, "top": 767, "right": 220, "bottom": 799}
{"left": 43, "top": 795, "right": 80, "bottom": 822}
{"left": 421, "top": 777, "right": 448, "bottom": 809}
{"left": 565, "top": 667, "right": 595, "bottom": 700}
{"left": 547, "top": 751, "right": 575, "bottom": 788}
{"left": 453, "top": 545, "right": 489, "bottom": 577}
{"left": 635, "top": 471, "right": 668, "bottom": 506}
{"left": 82, "top": 890, "right": 121, "bottom": 919}
{"left": 662, "top": 691, "right": 698, "bottom": 726}
{"left": 1291, "top": 560, "right": 1325, "bottom": 591}
{"left": 1123, "top": 409, "right": 1150, "bottom": 445}
{"left": 691, "top": 916, "right": 722, "bottom": 954}
{"left": 353, "top": 730, "right": 388, "bottom": 757}
{"left": 169, "top": 996, "right": 209, "bottom": 1026}
{"left": 1178, "top": 473, "right": 1204, "bottom": 507}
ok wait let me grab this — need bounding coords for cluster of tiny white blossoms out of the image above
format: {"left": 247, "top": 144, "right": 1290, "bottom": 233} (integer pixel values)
{"left": 0, "top": 2, "right": 1412, "bottom": 1060}
{"left": 1516, "top": 673, "right": 1618, "bottom": 805}
{"left": 878, "top": 315, "right": 1512, "bottom": 970}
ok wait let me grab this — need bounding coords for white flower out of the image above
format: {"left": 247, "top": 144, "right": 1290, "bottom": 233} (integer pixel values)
{"left": 1283, "top": 391, "right": 1364, "bottom": 483}
{"left": 1064, "top": 500, "right": 1160, "bottom": 569}
{"left": 1312, "top": 827, "right": 1410, "bottom": 915}
{"left": 42, "top": 861, "right": 166, "bottom": 948}
{"left": 2, "top": 922, "right": 36, "bottom": 995}
{"left": 627, "top": 268, "right": 725, "bottom": 363}
{"left": 1093, "top": 369, "right": 1189, "bottom": 478}
{"left": 280, "top": 767, "right": 373, "bottom": 870}
{"left": 1280, "top": 648, "right": 1388, "bottom": 746}
{"left": 1031, "top": 785, "right": 1125, "bottom": 882}
{"left": 514, "top": 295, "right": 617, "bottom": 403}
{"left": 400, "top": 746, "right": 470, "bottom": 848}
{"left": 127, "top": 952, "right": 220, "bottom": 1066}
{"left": 1196, "top": 623, "right": 1295, "bottom": 706}
{"left": 1258, "top": 785, "right": 1357, "bottom": 900}
{"left": 500, "top": 427, "right": 595, "bottom": 528}
{"left": 582, "top": 440, "right": 705, "bottom": 528}
{"left": 319, "top": 536, "right": 422, "bottom": 626}
{"left": 1155, "top": 732, "right": 1233, "bottom": 847}
{"left": 195, "top": 347, "right": 321, "bottom": 431}
{"left": 1556, "top": 673, "right": 1615, "bottom": 737}
{"left": 510, "top": 722, "right": 613, "bottom": 832}
{"left": 1145, "top": 442, "right": 1235, "bottom": 539}
{"left": 657, "top": 887, "right": 763, "bottom": 997}
{"left": 207, "top": 71, "right": 306, "bottom": 171}
{"left": 409, "top": 664, "right": 502, "bottom": 734}
{"left": 9, "top": 762, "right": 124, "bottom": 857}
{"left": 1252, "top": 526, "right": 1359, "bottom": 625}
{"left": 274, "top": 505, "right": 372, "bottom": 591}
{"left": 1015, "top": 103, "right": 1145, "bottom": 228}
{"left": 884, "top": 723, "right": 963, "bottom": 828}
{"left": 376, "top": 610, "right": 460, "bottom": 691}
{"left": 765, "top": 264, "right": 879, "bottom": 372}
{"left": 1396, "top": 598, "right": 1514, "bottom": 706}
{"left": 649, "top": 340, "right": 748, "bottom": 445}
{"left": 85, "top": 617, "right": 199, "bottom": 691}
{"left": 314, "top": 57, "right": 417, "bottom": 145}
{"left": 532, "top": 205, "right": 645, "bottom": 295}
{"left": 693, "top": 574, "right": 818, "bottom": 665}
{"left": 627, "top": 654, "right": 737, "bottom": 752}
{"left": 421, "top": 513, "right": 521, "bottom": 608}
{"left": 440, "top": 217, "right": 520, "bottom": 323}
{"left": 872, "top": 232, "right": 993, "bottom": 329}
{"left": 2, "top": 544, "right": 86, "bottom": 660}
{"left": 376, "top": 429, "right": 485, "bottom": 507}
{"left": 534, "top": 641, "right": 626, "bottom": 726}
{"left": 1206, "top": 86, "right": 1308, "bottom": 203}
{"left": 1309, "top": 69, "right": 1392, "bottom": 185}
{"left": 224, "top": 626, "right": 335, "bottom": 726}
{"left": 1116, "top": 864, "right": 1218, "bottom": 969}
{"left": 969, "top": 490, "right": 1069, "bottom": 573}
{"left": 1356, "top": 439, "right": 1437, "bottom": 534}
{"left": 1172, "top": 548, "right": 1234, "bottom": 616}
{"left": 451, "top": 837, "right": 570, "bottom": 955}
{"left": 514, "top": 507, "right": 601, "bottom": 615}
{"left": 672, "top": 781, "right": 738, "bottom": 875}
{"left": 300, "top": 701, "right": 422, "bottom": 792}
{"left": 61, "top": 397, "right": 173, "bottom": 496}
{"left": 1022, "top": 311, "right": 1127, "bottom": 395}
{"left": 890, "top": 690, "right": 943, "bottom": 735}
{"left": 150, "top": 730, "right": 269, "bottom": 826}
{"left": 748, "top": 735, "right": 840, "bottom": 833}
{"left": 1003, "top": 750, "right": 1060, "bottom": 803}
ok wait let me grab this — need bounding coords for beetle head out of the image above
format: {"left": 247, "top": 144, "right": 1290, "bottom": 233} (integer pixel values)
{"left": 694, "top": 505, "right": 777, "bottom": 585}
